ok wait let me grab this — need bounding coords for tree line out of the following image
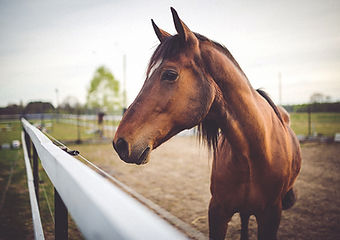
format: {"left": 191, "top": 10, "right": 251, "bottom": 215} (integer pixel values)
{"left": 1, "top": 100, "right": 339, "bottom": 115}
{"left": 282, "top": 102, "right": 340, "bottom": 113}
{"left": 0, "top": 101, "right": 113, "bottom": 115}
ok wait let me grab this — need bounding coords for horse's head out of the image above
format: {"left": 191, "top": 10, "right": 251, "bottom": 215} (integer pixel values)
{"left": 113, "top": 8, "right": 216, "bottom": 164}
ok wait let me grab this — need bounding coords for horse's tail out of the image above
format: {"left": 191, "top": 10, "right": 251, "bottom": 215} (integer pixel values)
{"left": 282, "top": 188, "right": 297, "bottom": 210}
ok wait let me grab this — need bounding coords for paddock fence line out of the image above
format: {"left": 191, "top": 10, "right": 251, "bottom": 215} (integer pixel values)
{"left": 21, "top": 117, "right": 187, "bottom": 240}
{"left": 21, "top": 131, "right": 44, "bottom": 240}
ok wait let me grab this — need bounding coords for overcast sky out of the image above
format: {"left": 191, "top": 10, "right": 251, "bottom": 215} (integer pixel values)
{"left": 1, "top": 0, "right": 339, "bottom": 107}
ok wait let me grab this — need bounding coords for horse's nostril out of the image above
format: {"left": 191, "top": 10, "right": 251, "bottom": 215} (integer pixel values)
{"left": 114, "top": 138, "right": 129, "bottom": 160}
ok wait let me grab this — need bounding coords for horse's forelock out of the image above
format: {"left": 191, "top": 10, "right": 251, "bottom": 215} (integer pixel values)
{"left": 147, "top": 35, "right": 183, "bottom": 78}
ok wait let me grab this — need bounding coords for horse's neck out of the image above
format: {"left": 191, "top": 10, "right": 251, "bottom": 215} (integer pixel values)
{"left": 202, "top": 45, "right": 271, "bottom": 157}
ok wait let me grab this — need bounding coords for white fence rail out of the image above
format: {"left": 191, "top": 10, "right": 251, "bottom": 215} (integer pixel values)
{"left": 22, "top": 131, "right": 45, "bottom": 240}
{"left": 21, "top": 118, "right": 187, "bottom": 240}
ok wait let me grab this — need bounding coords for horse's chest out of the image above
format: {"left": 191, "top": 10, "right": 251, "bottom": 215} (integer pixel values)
{"left": 210, "top": 157, "right": 283, "bottom": 211}
{"left": 210, "top": 159, "right": 250, "bottom": 206}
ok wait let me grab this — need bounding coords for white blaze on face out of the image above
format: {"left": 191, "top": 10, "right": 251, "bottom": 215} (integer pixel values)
{"left": 147, "top": 59, "right": 163, "bottom": 79}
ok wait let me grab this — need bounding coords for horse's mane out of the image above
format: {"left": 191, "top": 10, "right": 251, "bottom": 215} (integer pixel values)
{"left": 256, "top": 89, "right": 284, "bottom": 124}
{"left": 147, "top": 33, "right": 283, "bottom": 152}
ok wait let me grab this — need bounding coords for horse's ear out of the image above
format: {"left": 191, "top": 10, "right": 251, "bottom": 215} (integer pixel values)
{"left": 170, "top": 7, "right": 197, "bottom": 45}
{"left": 151, "top": 19, "right": 171, "bottom": 43}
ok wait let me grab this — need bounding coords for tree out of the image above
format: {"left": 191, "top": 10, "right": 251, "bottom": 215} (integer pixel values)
{"left": 0, "top": 104, "right": 24, "bottom": 115}
{"left": 60, "top": 96, "right": 80, "bottom": 114}
{"left": 23, "top": 101, "right": 55, "bottom": 114}
{"left": 310, "top": 92, "right": 325, "bottom": 103}
{"left": 86, "top": 66, "right": 122, "bottom": 113}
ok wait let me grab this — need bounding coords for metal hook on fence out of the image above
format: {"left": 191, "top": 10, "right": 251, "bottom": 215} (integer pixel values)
{"left": 60, "top": 146, "right": 79, "bottom": 156}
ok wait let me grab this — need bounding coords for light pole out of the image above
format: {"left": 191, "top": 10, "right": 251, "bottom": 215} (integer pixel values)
{"left": 123, "top": 54, "right": 127, "bottom": 111}
{"left": 278, "top": 72, "right": 282, "bottom": 106}
{"left": 55, "top": 88, "right": 59, "bottom": 122}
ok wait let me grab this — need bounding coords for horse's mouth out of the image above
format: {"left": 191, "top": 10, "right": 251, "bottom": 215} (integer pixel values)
{"left": 137, "top": 147, "right": 151, "bottom": 165}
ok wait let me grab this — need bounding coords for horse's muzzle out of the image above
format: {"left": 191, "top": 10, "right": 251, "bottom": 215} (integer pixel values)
{"left": 113, "top": 138, "right": 151, "bottom": 165}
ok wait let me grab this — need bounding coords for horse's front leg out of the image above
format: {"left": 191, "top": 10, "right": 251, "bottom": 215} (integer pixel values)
{"left": 208, "top": 198, "right": 233, "bottom": 240}
{"left": 256, "top": 204, "right": 282, "bottom": 240}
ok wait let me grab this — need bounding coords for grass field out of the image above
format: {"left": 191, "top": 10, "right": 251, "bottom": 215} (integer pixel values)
{"left": 0, "top": 119, "right": 110, "bottom": 144}
{"left": 0, "top": 120, "right": 22, "bottom": 145}
{"left": 0, "top": 119, "right": 83, "bottom": 240}
{"left": 1, "top": 112, "right": 338, "bottom": 145}
{"left": 38, "top": 119, "right": 115, "bottom": 142}
{"left": 0, "top": 148, "right": 33, "bottom": 239}
{"left": 289, "top": 112, "right": 340, "bottom": 136}
{"left": 52, "top": 113, "right": 340, "bottom": 139}
{"left": 43, "top": 121, "right": 96, "bottom": 141}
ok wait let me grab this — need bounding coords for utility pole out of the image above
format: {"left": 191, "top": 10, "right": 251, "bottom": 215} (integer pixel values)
{"left": 308, "top": 105, "right": 312, "bottom": 136}
{"left": 122, "top": 54, "right": 127, "bottom": 113}
{"left": 76, "top": 108, "right": 81, "bottom": 144}
{"left": 55, "top": 88, "right": 59, "bottom": 109}
{"left": 55, "top": 88, "right": 59, "bottom": 122}
{"left": 278, "top": 72, "right": 282, "bottom": 106}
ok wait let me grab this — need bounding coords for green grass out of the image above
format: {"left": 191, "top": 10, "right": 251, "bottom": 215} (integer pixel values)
{"left": 290, "top": 112, "right": 340, "bottom": 136}
{"left": 37, "top": 164, "right": 83, "bottom": 239}
{"left": 0, "top": 120, "right": 83, "bottom": 239}
{"left": 0, "top": 120, "right": 22, "bottom": 145}
{"left": 28, "top": 119, "right": 116, "bottom": 142}
{"left": 0, "top": 148, "right": 33, "bottom": 239}
{"left": 46, "top": 121, "right": 95, "bottom": 141}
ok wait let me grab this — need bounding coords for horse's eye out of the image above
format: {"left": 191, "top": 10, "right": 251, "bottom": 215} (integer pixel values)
{"left": 161, "top": 70, "right": 178, "bottom": 82}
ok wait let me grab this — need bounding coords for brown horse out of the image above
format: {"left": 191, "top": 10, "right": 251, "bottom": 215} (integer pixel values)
{"left": 113, "top": 8, "right": 301, "bottom": 240}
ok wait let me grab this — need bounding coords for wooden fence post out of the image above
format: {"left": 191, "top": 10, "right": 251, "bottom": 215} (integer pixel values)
{"left": 308, "top": 106, "right": 312, "bottom": 136}
{"left": 32, "top": 145, "right": 39, "bottom": 205}
{"left": 55, "top": 188, "right": 68, "bottom": 240}
{"left": 76, "top": 110, "right": 81, "bottom": 144}
{"left": 24, "top": 130, "right": 31, "bottom": 161}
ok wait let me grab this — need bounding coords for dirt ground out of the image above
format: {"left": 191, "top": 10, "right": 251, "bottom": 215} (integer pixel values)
{"left": 76, "top": 137, "right": 340, "bottom": 240}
